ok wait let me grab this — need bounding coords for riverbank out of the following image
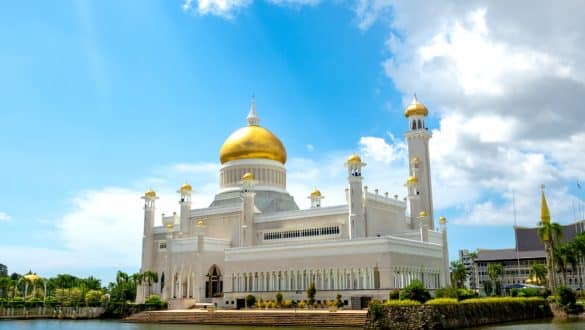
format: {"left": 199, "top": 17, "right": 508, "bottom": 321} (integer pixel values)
{"left": 0, "top": 307, "right": 105, "bottom": 320}
{"left": 125, "top": 309, "right": 368, "bottom": 327}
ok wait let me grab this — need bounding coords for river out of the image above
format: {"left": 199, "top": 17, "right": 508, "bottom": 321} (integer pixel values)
{"left": 1, "top": 319, "right": 585, "bottom": 329}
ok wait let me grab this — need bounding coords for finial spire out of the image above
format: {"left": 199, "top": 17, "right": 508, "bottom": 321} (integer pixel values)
{"left": 541, "top": 184, "right": 551, "bottom": 223}
{"left": 247, "top": 95, "right": 260, "bottom": 126}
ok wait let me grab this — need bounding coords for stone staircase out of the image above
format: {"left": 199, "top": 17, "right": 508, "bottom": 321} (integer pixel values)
{"left": 126, "top": 310, "right": 368, "bottom": 327}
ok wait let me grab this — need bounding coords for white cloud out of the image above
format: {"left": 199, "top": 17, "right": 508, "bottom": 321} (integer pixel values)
{"left": 182, "top": 0, "right": 318, "bottom": 17}
{"left": 370, "top": 0, "right": 585, "bottom": 226}
{"left": 0, "top": 212, "right": 10, "bottom": 222}
{"left": 306, "top": 144, "right": 314, "bottom": 151}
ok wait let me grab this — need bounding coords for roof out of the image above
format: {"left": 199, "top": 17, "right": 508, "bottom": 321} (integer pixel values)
{"left": 475, "top": 248, "right": 546, "bottom": 262}
{"left": 515, "top": 222, "right": 581, "bottom": 251}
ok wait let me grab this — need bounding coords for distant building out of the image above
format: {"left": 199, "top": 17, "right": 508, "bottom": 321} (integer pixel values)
{"left": 474, "top": 222, "right": 585, "bottom": 290}
{"left": 0, "top": 263, "right": 7, "bottom": 277}
{"left": 458, "top": 249, "right": 477, "bottom": 290}
{"left": 471, "top": 189, "right": 585, "bottom": 291}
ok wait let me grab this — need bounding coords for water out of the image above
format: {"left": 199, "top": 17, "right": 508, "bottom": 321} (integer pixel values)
{"left": 473, "top": 319, "right": 585, "bottom": 329}
{"left": 1, "top": 319, "right": 585, "bottom": 330}
{"left": 0, "top": 320, "right": 360, "bottom": 330}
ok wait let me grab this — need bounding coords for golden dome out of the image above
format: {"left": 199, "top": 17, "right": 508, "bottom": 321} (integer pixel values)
{"left": 219, "top": 125, "right": 287, "bottom": 164}
{"left": 145, "top": 188, "right": 156, "bottom": 198}
{"left": 242, "top": 172, "right": 255, "bottom": 181}
{"left": 404, "top": 96, "right": 428, "bottom": 117}
{"left": 310, "top": 188, "right": 322, "bottom": 197}
{"left": 347, "top": 154, "right": 362, "bottom": 164}
{"left": 439, "top": 216, "right": 447, "bottom": 225}
{"left": 180, "top": 183, "right": 192, "bottom": 192}
{"left": 24, "top": 273, "right": 41, "bottom": 282}
{"left": 418, "top": 211, "right": 428, "bottom": 218}
{"left": 406, "top": 175, "right": 418, "bottom": 185}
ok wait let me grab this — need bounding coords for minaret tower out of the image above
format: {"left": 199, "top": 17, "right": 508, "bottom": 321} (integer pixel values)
{"left": 240, "top": 172, "right": 256, "bottom": 247}
{"left": 345, "top": 154, "right": 367, "bottom": 239}
{"left": 308, "top": 188, "right": 324, "bottom": 208}
{"left": 178, "top": 183, "right": 192, "bottom": 234}
{"left": 138, "top": 188, "right": 158, "bottom": 303}
{"left": 404, "top": 95, "right": 434, "bottom": 230}
{"left": 439, "top": 216, "right": 450, "bottom": 287}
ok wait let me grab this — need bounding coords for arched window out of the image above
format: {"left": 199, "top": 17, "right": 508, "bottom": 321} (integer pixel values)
{"left": 206, "top": 265, "right": 223, "bottom": 298}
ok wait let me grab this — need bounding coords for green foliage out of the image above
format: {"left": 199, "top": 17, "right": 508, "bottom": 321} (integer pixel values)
{"left": 425, "top": 298, "right": 458, "bottom": 305}
{"left": 245, "top": 294, "right": 256, "bottom": 308}
{"left": 335, "top": 294, "right": 344, "bottom": 308}
{"left": 547, "top": 295, "right": 558, "bottom": 303}
{"left": 435, "top": 287, "right": 477, "bottom": 301}
{"left": 389, "top": 289, "right": 400, "bottom": 300}
{"left": 306, "top": 282, "right": 316, "bottom": 306}
{"left": 399, "top": 280, "right": 430, "bottom": 303}
{"left": 281, "top": 299, "right": 293, "bottom": 308}
{"left": 558, "top": 286, "right": 576, "bottom": 306}
{"left": 275, "top": 292, "right": 283, "bottom": 306}
{"left": 384, "top": 299, "right": 421, "bottom": 306}
{"left": 144, "top": 294, "right": 162, "bottom": 305}
{"left": 450, "top": 261, "right": 468, "bottom": 289}
{"left": 368, "top": 300, "right": 384, "bottom": 321}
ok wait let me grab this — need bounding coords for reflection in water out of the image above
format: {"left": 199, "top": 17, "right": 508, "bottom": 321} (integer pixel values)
{"left": 473, "top": 318, "right": 585, "bottom": 330}
{"left": 0, "top": 320, "right": 361, "bottom": 330}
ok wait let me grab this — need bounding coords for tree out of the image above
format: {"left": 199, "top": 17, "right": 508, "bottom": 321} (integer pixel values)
{"left": 306, "top": 282, "right": 316, "bottom": 306}
{"left": 450, "top": 261, "right": 468, "bottom": 289}
{"left": 399, "top": 279, "right": 430, "bottom": 303}
{"left": 530, "top": 263, "right": 547, "bottom": 286}
{"left": 142, "top": 271, "right": 158, "bottom": 297}
{"left": 487, "top": 263, "right": 503, "bottom": 296}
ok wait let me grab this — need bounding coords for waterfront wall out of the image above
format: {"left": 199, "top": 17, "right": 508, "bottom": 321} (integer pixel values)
{"left": 0, "top": 307, "right": 105, "bottom": 319}
{"left": 364, "top": 299, "right": 552, "bottom": 330}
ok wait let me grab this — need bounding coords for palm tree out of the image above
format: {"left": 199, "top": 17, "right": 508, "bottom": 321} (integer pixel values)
{"left": 450, "top": 261, "right": 468, "bottom": 289}
{"left": 142, "top": 271, "right": 159, "bottom": 298}
{"left": 487, "top": 263, "right": 503, "bottom": 296}
{"left": 529, "top": 263, "right": 547, "bottom": 286}
{"left": 537, "top": 185, "right": 563, "bottom": 292}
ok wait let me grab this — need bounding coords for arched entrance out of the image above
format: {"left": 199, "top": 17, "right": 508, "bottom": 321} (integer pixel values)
{"left": 205, "top": 265, "right": 223, "bottom": 298}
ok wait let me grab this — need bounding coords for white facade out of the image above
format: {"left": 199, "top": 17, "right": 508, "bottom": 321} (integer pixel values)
{"left": 137, "top": 97, "right": 449, "bottom": 308}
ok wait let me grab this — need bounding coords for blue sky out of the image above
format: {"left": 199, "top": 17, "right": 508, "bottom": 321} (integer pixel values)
{"left": 1, "top": 0, "right": 585, "bottom": 284}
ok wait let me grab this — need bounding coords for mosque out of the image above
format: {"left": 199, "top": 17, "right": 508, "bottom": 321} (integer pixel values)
{"left": 137, "top": 96, "right": 450, "bottom": 309}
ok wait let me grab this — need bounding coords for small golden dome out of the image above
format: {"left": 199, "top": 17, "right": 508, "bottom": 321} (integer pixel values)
{"left": 404, "top": 96, "right": 428, "bottom": 117}
{"left": 418, "top": 211, "right": 428, "bottom": 217}
{"left": 310, "top": 188, "right": 322, "bottom": 197}
{"left": 24, "top": 273, "right": 41, "bottom": 281}
{"left": 242, "top": 172, "right": 255, "bottom": 181}
{"left": 347, "top": 154, "right": 362, "bottom": 164}
{"left": 439, "top": 216, "right": 447, "bottom": 224}
{"left": 180, "top": 183, "right": 192, "bottom": 192}
{"left": 145, "top": 188, "right": 156, "bottom": 198}
{"left": 406, "top": 175, "right": 418, "bottom": 185}
{"left": 219, "top": 125, "right": 287, "bottom": 164}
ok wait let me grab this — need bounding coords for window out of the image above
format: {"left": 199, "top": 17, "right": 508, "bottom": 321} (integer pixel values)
{"left": 159, "top": 242, "right": 167, "bottom": 250}
{"left": 263, "top": 225, "right": 340, "bottom": 241}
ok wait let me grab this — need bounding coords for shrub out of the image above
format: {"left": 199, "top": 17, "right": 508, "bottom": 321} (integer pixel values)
{"left": 557, "top": 286, "right": 582, "bottom": 314}
{"left": 282, "top": 299, "right": 292, "bottom": 308}
{"left": 368, "top": 300, "right": 384, "bottom": 321}
{"left": 399, "top": 280, "right": 431, "bottom": 303}
{"left": 457, "top": 288, "right": 478, "bottom": 301}
{"left": 389, "top": 289, "right": 400, "bottom": 300}
{"left": 275, "top": 292, "right": 283, "bottom": 307}
{"left": 384, "top": 299, "right": 421, "bottom": 306}
{"left": 558, "top": 286, "right": 576, "bottom": 306}
{"left": 435, "top": 287, "right": 458, "bottom": 299}
{"left": 298, "top": 301, "right": 307, "bottom": 309}
{"left": 335, "top": 294, "right": 344, "bottom": 307}
{"left": 245, "top": 294, "right": 256, "bottom": 308}
{"left": 547, "top": 295, "right": 558, "bottom": 303}
{"left": 425, "top": 298, "right": 458, "bottom": 305}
